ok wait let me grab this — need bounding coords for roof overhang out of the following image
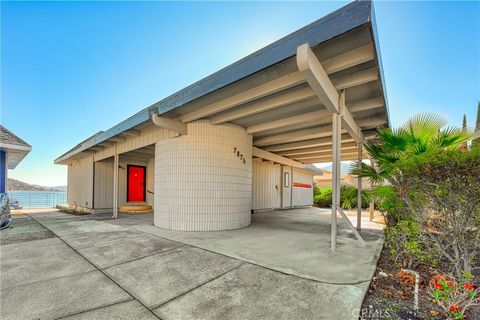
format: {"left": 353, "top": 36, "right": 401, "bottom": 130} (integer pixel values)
{"left": 55, "top": 0, "right": 389, "bottom": 166}
{"left": 0, "top": 143, "right": 32, "bottom": 169}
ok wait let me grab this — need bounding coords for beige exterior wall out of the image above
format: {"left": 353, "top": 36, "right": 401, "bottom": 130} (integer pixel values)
{"left": 67, "top": 155, "right": 94, "bottom": 210}
{"left": 67, "top": 124, "right": 172, "bottom": 212}
{"left": 154, "top": 120, "right": 252, "bottom": 231}
{"left": 252, "top": 159, "right": 281, "bottom": 210}
{"left": 93, "top": 158, "right": 114, "bottom": 209}
{"left": 292, "top": 168, "right": 314, "bottom": 207}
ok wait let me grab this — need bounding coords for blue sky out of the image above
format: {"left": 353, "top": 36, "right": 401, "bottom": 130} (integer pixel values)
{"left": 2, "top": 1, "right": 479, "bottom": 186}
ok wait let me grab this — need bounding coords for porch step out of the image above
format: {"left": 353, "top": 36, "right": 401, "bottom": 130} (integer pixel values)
{"left": 118, "top": 204, "right": 152, "bottom": 213}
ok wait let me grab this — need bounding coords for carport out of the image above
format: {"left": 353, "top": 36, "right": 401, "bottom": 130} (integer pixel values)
{"left": 55, "top": 0, "right": 389, "bottom": 251}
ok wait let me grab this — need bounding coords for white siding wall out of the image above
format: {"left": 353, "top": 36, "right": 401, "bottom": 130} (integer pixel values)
{"left": 67, "top": 155, "right": 94, "bottom": 209}
{"left": 252, "top": 160, "right": 281, "bottom": 210}
{"left": 292, "top": 168, "right": 314, "bottom": 207}
{"left": 154, "top": 120, "right": 252, "bottom": 231}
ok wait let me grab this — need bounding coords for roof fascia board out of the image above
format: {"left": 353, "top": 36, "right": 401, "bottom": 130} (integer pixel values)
{"left": 0, "top": 143, "right": 32, "bottom": 153}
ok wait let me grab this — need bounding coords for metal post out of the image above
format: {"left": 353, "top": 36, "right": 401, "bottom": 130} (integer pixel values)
{"left": 113, "top": 148, "right": 119, "bottom": 219}
{"left": 331, "top": 113, "right": 341, "bottom": 252}
{"left": 357, "top": 143, "right": 362, "bottom": 231}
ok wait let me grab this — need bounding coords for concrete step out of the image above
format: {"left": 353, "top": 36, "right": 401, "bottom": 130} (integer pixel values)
{"left": 118, "top": 204, "right": 152, "bottom": 213}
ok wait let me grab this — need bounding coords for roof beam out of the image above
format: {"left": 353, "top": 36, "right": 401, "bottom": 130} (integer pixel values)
{"left": 332, "top": 68, "right": 378, "bottom": 90}
{"left": 252, "top": 147, "right": 304, "bottom": 168}
{"left": 210, "top": 87, "right": 316, "bottom": 125}
{"left": 254, "top": 125, "right": 335, "bottom": 147}
{"left": 246, "top": 109, "right": 330, "bottom": 134}
{"left": 297, "top": 44, "right": 339, "bottom": 113}
{"left": 339, "top": 90, "right": 364, "bottom": 142}
{"left": 302, "top": 154, "right": 360, "bottom": 164}
{"left": 122, "top": 129, "right": 141, "bottom": 137}
{"left": 246, "top": 94, "right": 383, "bottom": 135}
{"left": 152, "top": 114, "right": 188, "bottom": 135}
{"left": 277, "top": 142, "right": 357, "bottom": 157}
{"left": 349, "top": 97, "right": 384, "bottom": 113}
{"left": 263, "top": 134, "right": 356, "bottom": 152}
{"left": 293, "top": 150, "right": 360, "bottom": 161}
{"left": 126, "top": 148, "right": 155, "bottom": 155}
{"left": 263, "top": 130, "right": 377, "bottom": 152}
{"left": 255, "top": 116, "right": 379, "bottom": 148}
{"left": 297, "top": 43, "right": 368, "bottom": 144}
{"left": 210, "top": 45, "right": 375, "bottom": 125}
{"left": 98, "top": 141, "right": 114, "bottom": 147}
{"left": 109, "top": 136, "right": 126, "bottom": 143}
{"left": 321, "top": 44, "right": 374, "bottom": 74}
{"left": 180, "top": 72, "right": 305, "bottom": 123}
{"left": 88, "top": 146, "right": 105, "bottom": 151}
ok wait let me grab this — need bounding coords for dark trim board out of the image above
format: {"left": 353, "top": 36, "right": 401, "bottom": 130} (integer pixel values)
{"left": 126, "top": 164, "right": 147, "bottom": 203}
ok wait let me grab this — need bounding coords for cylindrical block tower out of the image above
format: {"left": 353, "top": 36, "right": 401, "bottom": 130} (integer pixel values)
{"left": 154, "top": 120, "right": 252, "bottom": 231}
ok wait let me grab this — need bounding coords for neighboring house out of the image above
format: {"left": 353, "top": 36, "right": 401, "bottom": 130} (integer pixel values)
{"left": 0, "top": 125, "right": 32, "bottom": 194}
{"left": 314, "top": 168, "right": 372, "bottom": 189}
{"left": 55, "top": 0, "right": 389, "bottom": 232}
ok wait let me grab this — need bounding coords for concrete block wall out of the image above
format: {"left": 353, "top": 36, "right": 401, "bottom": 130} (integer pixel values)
{"left": 154, "top": 120, "right": 252, "bottom": 231}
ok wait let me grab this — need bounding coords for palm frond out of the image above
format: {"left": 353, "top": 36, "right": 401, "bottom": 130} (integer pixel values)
{"left": 350, "top": 161, "right": 389, "bottom": 185}
{"left": 400, "top": 113, "right": 447, "bottom": 143}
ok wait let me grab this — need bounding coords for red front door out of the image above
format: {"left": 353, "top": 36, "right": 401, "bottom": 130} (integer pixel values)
{"left": 127, "top": 165, "right": 146, "bottom": 202}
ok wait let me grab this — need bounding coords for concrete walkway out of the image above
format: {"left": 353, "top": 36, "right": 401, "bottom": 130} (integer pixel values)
{"left": 0, "top": 208, "right": 383, "bottom": 320}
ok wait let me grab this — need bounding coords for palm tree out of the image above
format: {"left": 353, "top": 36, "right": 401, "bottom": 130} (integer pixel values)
{"left": 351, "top": 113, "right": 475, "bottom": 186}
{"left": 473, "top": 101, "right": 480, "bottom": 148}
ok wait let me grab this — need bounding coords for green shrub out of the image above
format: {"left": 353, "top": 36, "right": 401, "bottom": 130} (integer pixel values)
{"left": 385, "top": 219, "right": 437, "bottom": 268}
{"left": 397, "top": 148, "right": 480, "bottom": 278}
{"left": 314, "top": 185, "right": 369, "bottom": 209}
{"left": 367, "top": 185, "right": 405, "bottom": 225}
{"left": 314, "top": 187, "right": 332, "bottom": 208}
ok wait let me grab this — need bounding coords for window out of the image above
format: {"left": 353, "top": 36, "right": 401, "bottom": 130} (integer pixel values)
{"left": 284, "top": 172, "right": 290, "bottom": 187}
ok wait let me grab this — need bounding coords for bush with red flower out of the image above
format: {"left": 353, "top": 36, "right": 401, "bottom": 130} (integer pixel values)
{"left": 430, "top": 271, "right": 480, "bottom": 319}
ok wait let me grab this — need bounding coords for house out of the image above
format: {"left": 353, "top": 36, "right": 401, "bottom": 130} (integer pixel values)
{"left": 314, "top": 168, "right": 373, "bottom": 189}
{"left": 55, "top": 0, "right": 389, "bottom": 250}
{"left": 0, "top": 125, "right": 32, "bottom": 194}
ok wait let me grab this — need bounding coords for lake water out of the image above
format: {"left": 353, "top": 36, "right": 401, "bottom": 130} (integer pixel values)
{"left": 8, "top": 191, "right": 67, "bottom": 208}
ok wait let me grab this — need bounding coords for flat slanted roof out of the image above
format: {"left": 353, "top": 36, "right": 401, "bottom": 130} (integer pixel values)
{"left": 56, "top": 0, "right": 389, "bottom": 165}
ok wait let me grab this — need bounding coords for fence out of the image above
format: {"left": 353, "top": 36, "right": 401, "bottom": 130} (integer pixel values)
{"left": 8, "top": 191, "right": 67, "bottom": 208}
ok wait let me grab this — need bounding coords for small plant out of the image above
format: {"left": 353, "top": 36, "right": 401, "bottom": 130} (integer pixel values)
{"left": 430, "top": 271, "right": 480, "bottom": 319}
{"left": 385, "top": 219, "right": 436, "bottom": 268}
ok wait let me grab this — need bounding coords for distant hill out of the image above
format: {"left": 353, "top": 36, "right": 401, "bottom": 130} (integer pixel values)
{"left": 7, "top": 178, "right": 66, "bottom": 192}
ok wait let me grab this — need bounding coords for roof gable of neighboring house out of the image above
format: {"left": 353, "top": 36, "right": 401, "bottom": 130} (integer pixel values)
{"left": 0, "top": 125, "right": 31, "bottom": 148}
{"left": 0, "top": 125, "right": 32, "bottom": 169}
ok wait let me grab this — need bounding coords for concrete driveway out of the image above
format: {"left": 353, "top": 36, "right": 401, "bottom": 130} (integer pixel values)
{"left": 0, "top": 208, "right": 383, "bottom": 320}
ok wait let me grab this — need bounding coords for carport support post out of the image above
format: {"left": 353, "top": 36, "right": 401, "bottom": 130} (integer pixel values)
{"left": 113, "top": 150, "right": 119, "bottom": 219}
{"left": 357, "top": 143, "right": 362, "bottom": 231}
{"left": 331, "top": 113, "right": 341, "bottom": 252}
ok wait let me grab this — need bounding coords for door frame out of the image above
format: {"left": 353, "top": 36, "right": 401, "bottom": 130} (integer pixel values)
{"left": 126, "top": 164, "right": 147, "bottom": 202}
